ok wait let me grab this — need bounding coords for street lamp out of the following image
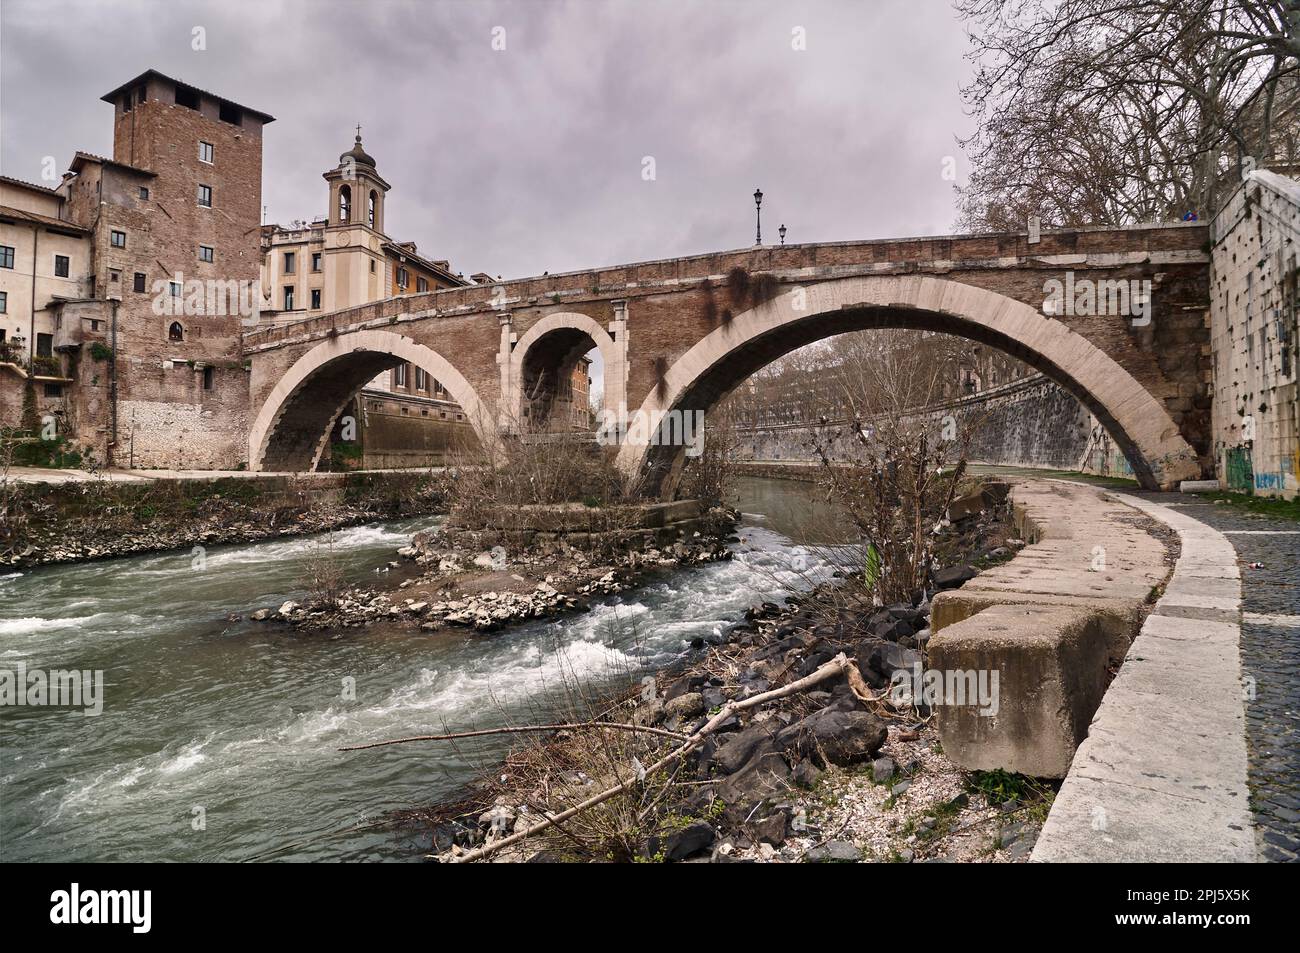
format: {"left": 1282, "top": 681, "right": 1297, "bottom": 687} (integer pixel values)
{"left": 779, "top": 223, "right": 787, "bottom": 245}
{"left": 753, "top": 188, "right": 763, "bottom": 245}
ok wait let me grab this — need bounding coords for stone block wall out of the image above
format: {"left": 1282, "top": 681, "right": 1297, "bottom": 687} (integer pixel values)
{"left": 730, "top": 374, "right": 1134, "bottom": 478}
{"left": 1210, "top": 171, "right": 1300, "bottom": 498}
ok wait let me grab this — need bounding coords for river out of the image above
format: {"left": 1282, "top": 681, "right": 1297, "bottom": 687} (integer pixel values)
{"left": 0, "top": 476, "right": 849, "bottom": 862}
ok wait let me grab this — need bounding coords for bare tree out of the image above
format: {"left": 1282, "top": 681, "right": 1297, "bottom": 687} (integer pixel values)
{"left": 955, "top": 0, "right": 1299, "bottom": 229}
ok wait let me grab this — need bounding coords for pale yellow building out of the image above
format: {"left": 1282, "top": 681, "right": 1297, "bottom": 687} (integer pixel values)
{"left": 0, "top": 176, "right": 95, "bottom": 368}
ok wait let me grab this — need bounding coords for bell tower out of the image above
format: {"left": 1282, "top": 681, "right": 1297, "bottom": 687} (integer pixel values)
{"left": 321, "top": 129, "right": 390, "bottom": 311}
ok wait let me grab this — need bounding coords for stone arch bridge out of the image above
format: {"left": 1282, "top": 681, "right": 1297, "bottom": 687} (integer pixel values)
{"left": 243, "top": 223, "right": 1211, "bottom": 494}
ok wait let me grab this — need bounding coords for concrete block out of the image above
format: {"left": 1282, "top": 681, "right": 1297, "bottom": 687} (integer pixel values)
{"left": 929, "top": 603, "right": 1129, "bottom": 778}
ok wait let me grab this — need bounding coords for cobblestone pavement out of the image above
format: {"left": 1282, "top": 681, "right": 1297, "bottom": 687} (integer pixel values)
{"left": 1137, "top": 492, "right": 1299, "bottom": 863}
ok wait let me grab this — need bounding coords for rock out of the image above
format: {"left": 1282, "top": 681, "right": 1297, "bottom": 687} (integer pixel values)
{"left": 871, "top": 757, "right": 896, "bottom": 783}
{"left": 868, "top": 643, "right": 920, "bottom": 678}
{"left": 712, "top": 723, "right": 780, "bottom": 775}
{"left": 892, "top": 780, "right": 911, "bottom": 797}
{"left": 897, "top": 848, "right": 915, "bottom": 863}
{"left": 752, "top": 811, "right": 788, "bottom": 846}
{"left": 663, "top": 692, "right": 705, "bottom": 722}
{"left": 658, "top": 820, "right": 715, "bottom": 861}
{"left": 250, "top": 608, "right": 269, "bottom": 621}
{"left": 791, "top": 759, "right": 822, "bottom": 789}
{"left": 874, "top": 618, "right": 915, "bottom": 642}
{"left": 277, "top": 600, "right": 298, "bottom": 616}
{"left": 805, "top": 840, "right": 861, "bottom": 863}
{"left": 999, "top": 822, "right": 1026, "bottom": 848}
{"left": 715, "top": 748, "right": 793, "bottom": 816}
{"left": 933, "top": 564, "right": 977, "bottom": 589}
{"left": 777, "top": 708, "right": 888, "bottom": 767}
{"left": 946, "top": 491, "right": 986, "bottom": 522}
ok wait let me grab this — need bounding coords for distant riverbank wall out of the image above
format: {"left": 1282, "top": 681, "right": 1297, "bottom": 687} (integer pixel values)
{"left": 730, "top": 374, "right": 1134, "bottom": 479}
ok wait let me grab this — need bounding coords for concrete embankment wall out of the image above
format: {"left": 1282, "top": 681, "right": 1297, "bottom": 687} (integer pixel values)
{"left": 731, "top": 375, "right": 1135, "bottom": 479}
{"left": 928, "top": 480, "right": 1170, "bottom": 778}
{"left": 925, "top": 478, "right": 1254, "bottom": 860}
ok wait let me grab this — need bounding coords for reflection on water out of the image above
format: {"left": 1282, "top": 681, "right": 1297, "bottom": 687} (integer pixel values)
{"left": 729, "top": 475, "right": 852, "bottom": 545}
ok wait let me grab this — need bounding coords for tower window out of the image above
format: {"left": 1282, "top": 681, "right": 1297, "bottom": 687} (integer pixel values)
{"left": 54, "top": 255, "right": 70, "bottom": 277}
{"left": 219, "top": 102, "right": 243, "bottom": 126}
{"left": 203, "top": 365, "right": 215, "bottom": 390}
{"left": 175, "top": 85, "right": 200, "bottom": 110}
{"left": 368, "top": 191, "right": 376, "bottom": 227}
{"left": 168, "top": 322, "right": 184, "bottom": 342}
{"left": 198, "top": 141, "right": 214, "bottom": 164}
{"left": 111, "top": 231, "right": 126, "bottom": 248}
{"left": 199, "top": 245, "right": 214, "bottom": 263}
{"left": 338, "top": 185, "right": 351, "bottom": 223}
{"left": 139, "top": 186, "right": 149, "bottom": 200}
{"left": 133, "top": 272, "right": 146, "bottom": 292}
{"left": 197, "top": 184, "right": 212, "bottom": 207}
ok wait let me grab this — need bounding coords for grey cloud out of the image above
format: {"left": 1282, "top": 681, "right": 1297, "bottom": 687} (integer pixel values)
{"left": 1, "top": 0, "right": 974, "bottom": 281}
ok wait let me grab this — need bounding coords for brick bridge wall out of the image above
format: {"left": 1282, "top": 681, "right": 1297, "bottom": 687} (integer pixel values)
{"left": 244, "top": 223, "right": 1211, "bottom": 487}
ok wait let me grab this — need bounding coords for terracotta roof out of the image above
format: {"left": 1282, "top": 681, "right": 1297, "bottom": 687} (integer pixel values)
{"left": 382, "top": 240, "right": 469, "bottom": 286}
{"left": 0, "top": 175, "right": 59, "bottom": 195}
{"left": 69, "top": 151, "right": 155, "bottom": 177}
{"left": 101, "top": 69, "right": 275, "bottom": 123}
{"left": 0, "top": 204, "right": 88, "bottom": 234}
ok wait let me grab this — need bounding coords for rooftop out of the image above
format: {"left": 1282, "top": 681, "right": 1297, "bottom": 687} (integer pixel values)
{"left": 101, "top": 69, "right": 276, "bottom": 124}
{"left": 0, "top": 205, "right": 88, "bottom": 234}
{"left": 0, "top": 175, "right": 59, "bottom": 195}
{"left": 69, "top": 151, "right": 156, "bottom": 177}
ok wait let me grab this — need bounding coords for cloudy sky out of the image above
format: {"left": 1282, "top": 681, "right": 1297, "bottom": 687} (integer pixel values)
{"left": 1, "top": 0, "right": 975, "bottom": 281}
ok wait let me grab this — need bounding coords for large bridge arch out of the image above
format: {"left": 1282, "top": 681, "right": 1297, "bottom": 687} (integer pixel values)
{"left": 249, "top": 329, "right": 494, "bottom": 472}
{"left": 615, "top": 274, "right": 1202, "bottom": 495}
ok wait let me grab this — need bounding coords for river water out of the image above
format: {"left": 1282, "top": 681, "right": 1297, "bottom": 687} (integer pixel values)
{"left": 0, "top": 477, "right": 849, "bottom": 862}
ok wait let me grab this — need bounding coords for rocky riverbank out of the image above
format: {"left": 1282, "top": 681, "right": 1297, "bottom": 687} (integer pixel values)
{"left": 258, "top": 504, "right": 740, "bottom": 633}
{"left": 0, "top": 471, "right": 445, "bottom": 569}
{"left": 388, "top": 479, "right": 1055, "bottom": 863}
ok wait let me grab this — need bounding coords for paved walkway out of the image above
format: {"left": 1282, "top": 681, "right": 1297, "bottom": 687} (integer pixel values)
{"left": 1139, "top": 493, "right": 1300, "bottom": 862}
{"left": 1032, "top": 487, "right": 1256, "bottom": 862}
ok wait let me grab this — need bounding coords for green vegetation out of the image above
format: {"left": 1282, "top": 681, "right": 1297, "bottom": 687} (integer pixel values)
{"left": 1192, "top": 490, "right": 1300, "bottom": 523}
{"left": 11, "top": 436, "right": 83, "bottom": 469}
{"left": 89, "top": 342, "right": 115, "bottom": 362}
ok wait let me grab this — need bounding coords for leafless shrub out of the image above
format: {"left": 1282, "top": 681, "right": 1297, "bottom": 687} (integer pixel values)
{"left": 439, "top": 403, "right": 629, "bottom": 531}
{"left": 299, "top": 529, "right": 346, "bottom": 609}
{"left": 802, "top": 333, "right": 988, "bottom": 605}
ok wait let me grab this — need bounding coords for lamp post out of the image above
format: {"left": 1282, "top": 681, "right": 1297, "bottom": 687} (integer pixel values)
{"left": 753, "top": 188, "right": 763, "bottom": 245}
{"left": 779, "top": 223, "right": 787, "bottom": 245}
